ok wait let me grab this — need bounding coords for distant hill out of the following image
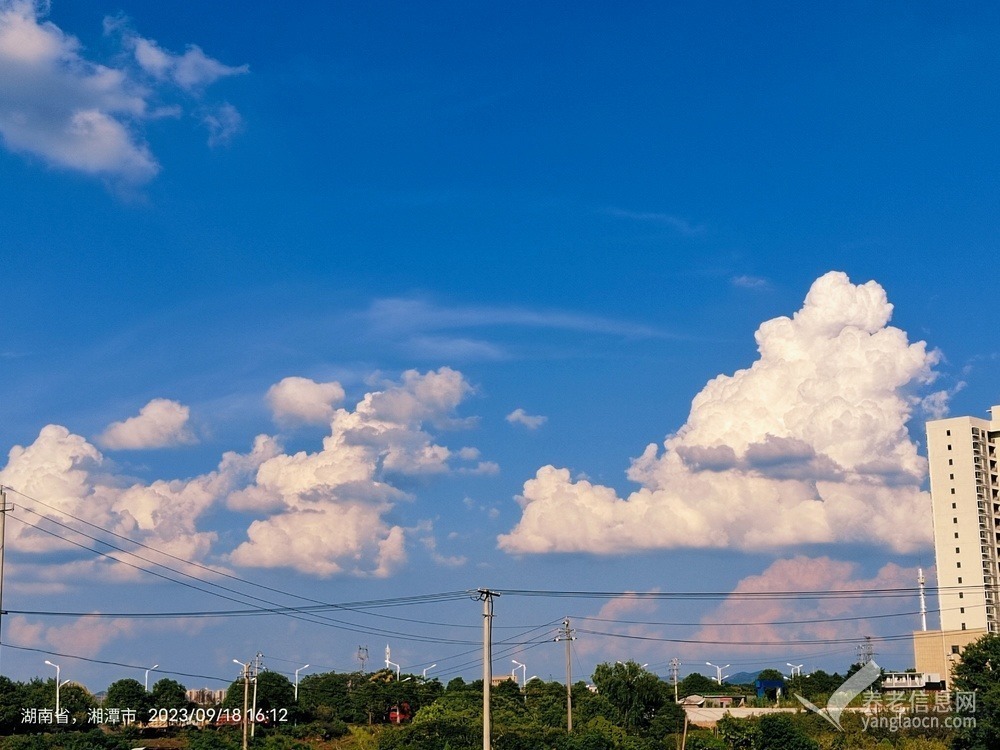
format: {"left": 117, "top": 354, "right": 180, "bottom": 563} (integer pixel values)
{"left": 727, "top": 670, "right": 763, "bottom": 685}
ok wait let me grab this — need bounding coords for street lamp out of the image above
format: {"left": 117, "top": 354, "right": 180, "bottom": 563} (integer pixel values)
{"left": 422, "top": 664, "right": 436, "bottom": 680}
{"left": 44, "top": 661, "right": 61, "bottom": 716}
{"left": 386, "top": 658, "right": 400, "bottom": 680}
{"left": 787, "top": 663, "right": 803, "bottom": 678}
{"left": 706, "top": 661, "right": 729, "bottom": 685}
{"left": 512, "top": 660, "right": 526, "bottom": 688}
{"left": 385, "top": 644, "right": 400, "bottom": 680}
{"left": 294, "top": 664, "right": 309, "bottom": 702}
{"left": 233, "top": 659, "right": 251, "bottom": 750}
{"left": 145, "top": 664, "right": 159, "bottom": 692}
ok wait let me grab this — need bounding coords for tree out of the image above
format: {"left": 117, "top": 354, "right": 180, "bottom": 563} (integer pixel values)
{"left": 951, "top": 632, "right": 1000, "bottom": 750}
{"left": 756, "top": 669, "right": 785, "bottom": 683}
{"left": 151, "top": 678, "right": 190, "bottom": 711}
{"left": 591, "top": 661, "right": 668, "bottom": 733}
{"left": 251, "top": 671, "right": 294, "bottom": 719}
{"left": 105, "top": 678, "right": 151, "bottom": 722}
{"left": 678, "top": 672, "right": 719, "bottom": 698}
{"left": 0, "top": 676, "right": 26, "bottom": 734}
{"left": 756, "top": 714, "right": 818, "bottom": 750}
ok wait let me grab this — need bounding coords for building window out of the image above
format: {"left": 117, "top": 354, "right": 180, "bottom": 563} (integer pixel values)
{"left": 957, "top": 547, "right": 961, "bottom": 553}
{"left": 956, "top": 532, "right": 960, "bottom": 538}
{"left": 955, "top": 517, "right": 959, "bottom": 523}
{"left": 950, "top": 459, "right": 954, "bottom": 465}
{"left": 963, "top": 623, "right": 967, "bottom": 630}
{"left": 960, "top": 592, "right": 964, "bottom": 598}
{"left": 952, "top": 488, "right": 957, "bottom": 494}
{"left": 961, "top": 607, "right": 966, "bottom": 613}
{"left": 957, "top": 562, "right": 962, "bottom": 568}
{"left": 948, "top": 444, "right": 953, "bottom": 450}
{"left": 953, "top": 502, "right": 957, "bottom": 509}
{"left": 951, "top": 474, "right": 955, "bottom": 480}
{"left": 952, "top": 645, "right": 961, "bottom": 654}
{"left": 958, "top": 577, "right": 963, "bottom": 583}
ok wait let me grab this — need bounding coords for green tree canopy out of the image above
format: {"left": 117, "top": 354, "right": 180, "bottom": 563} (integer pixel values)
{"left": 151, "top": 678, "right": 190, "bottom": 711}
{"left": 105, "top": 678, "right": 151, "bottom": 720}
{"left": 951, "top": 633, "right": 1000, "bottom": 750}
{"left": 678, "top": 672, "right": 719, "bottom": 698}
{"left": 591, "top": 660, "right": 668, "bottom": 733}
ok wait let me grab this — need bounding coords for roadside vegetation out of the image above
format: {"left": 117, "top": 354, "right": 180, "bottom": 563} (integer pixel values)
{"left": 4, "top": 634, "right": 1000, "bottom": 750}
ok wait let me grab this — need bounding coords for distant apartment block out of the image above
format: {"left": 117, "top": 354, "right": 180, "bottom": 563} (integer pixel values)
{"left": 927, "top": 405, "right": 1000, "bottom": 634}
{"left": 187, "top": 687, "right": 227, "bottom": 705}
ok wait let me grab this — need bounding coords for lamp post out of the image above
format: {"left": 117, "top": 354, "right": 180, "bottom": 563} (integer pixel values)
{"left": 145, "top": 664, "right": 159, "bottom": 692}
{"left": 422, "top": 664, "right": 436, "bottom": 680}
{"left": 385, "top": 644, "right": 400, "bottom": 680}
{"left": 512, "top": 660, "right": 526, "bottom": 688}
{"left": 233, "top": 659, "right": 250, "bottom": 750}
{"left": 386, "top": 658, "right": 400, "bottom": 680}
{"left": 294, "top": 664, "right": 309, "bottom": 702}
{"left": 44, "top": 661, "right": 60, "bottom": 716}
{"left": 706, "top": 661, "right": 729, "bottom": 685}
{"left": 787, "top": 663, "right": 803, "bottom": 678}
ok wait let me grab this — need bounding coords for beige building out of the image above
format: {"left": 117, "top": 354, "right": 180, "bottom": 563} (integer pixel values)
{"left": 926, "top": 406, "right": 1000, "bottom": 634}
{"left": 912, "top": 628, "right": 987, "bottom": 688}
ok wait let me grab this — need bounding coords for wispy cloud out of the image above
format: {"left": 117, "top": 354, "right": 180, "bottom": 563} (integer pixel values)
{"left": 355, "top": 297, "right": 668, "bottom": 363}
{"left": 363, "top": 298, "right": 664, "bottom": 339}
{"left": 0, "top": 1, "right": 247, "bottom": 183}
{"left": 731, "top": 274, "right": 772, "bottom": 290}
{"left": 604, "top": 207, "right": 706, "bottom": 237}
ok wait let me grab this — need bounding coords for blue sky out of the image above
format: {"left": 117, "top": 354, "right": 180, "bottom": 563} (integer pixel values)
{"left": 1, "top": 0, "right": 999, "bottom": 693}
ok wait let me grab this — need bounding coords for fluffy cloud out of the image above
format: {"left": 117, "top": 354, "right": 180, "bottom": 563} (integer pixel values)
{"left": 500, "top": 272, "right": 939, "bottom": 555}
{"left": 691, "top": 556, "right": 922, "bottom": 659}
{"left": 0, "top": 424, "right": 278, "bottom": 563}
{"left": 267, "top": 376, "right": 346, "bottom": 425}
{"left": 230, "top": 367, "right": 477, "bottom": 577}
{"left": 1, "top": 368, "right": 481, "bottom": 580}
{"left": 0, "top": 1, "right": 245, "bottom": 182}
{"left": 506, "top": 408, "right": 547, "bottom": 430}
{"left": 97, "top": 398, "right": 196, "bottom": 450}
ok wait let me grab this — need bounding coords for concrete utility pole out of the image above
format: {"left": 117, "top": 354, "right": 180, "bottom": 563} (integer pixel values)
{"left": 555, "top": 619, "right": 575, "bottom": 732}
{"left": 669, "top": 658, "right": 680, "bottom": 703}
{"left": 0, "top": 486, "right": 11, "bottom": 674}
{"left": 477, "top": 589, "right": 499, "bottom": 750}
{"left": 357, "top": 645, "right": 368, "bottom": 672}
{"left": 250, "top": 652, "right": 263, "bottom": 738}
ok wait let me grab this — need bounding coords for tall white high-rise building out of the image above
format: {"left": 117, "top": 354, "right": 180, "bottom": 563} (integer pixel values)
{"left": 927, "top": 405, "right": 1000, "bottom": 634}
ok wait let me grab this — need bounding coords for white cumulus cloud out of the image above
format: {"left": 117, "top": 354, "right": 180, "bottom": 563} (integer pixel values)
{"left": 506, "top": 408, "right": 547, "bottom": 430}
{"left": 1, "top": 368, "right": 484, "bottom": 581}
{"left": 229, "top": 367, "right": 479, "bottom": 577}
{"left": 499, "top": 271, "right": 939, "bottom": 555}
{"left": 97, "top": 398, "right": 196, "bottom": 450}
{"left": 267, "top": 376, "right": 346, "bottom": 425}
{"left": 0, "top": 424, "right": 278, "bottom": 565}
